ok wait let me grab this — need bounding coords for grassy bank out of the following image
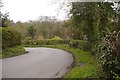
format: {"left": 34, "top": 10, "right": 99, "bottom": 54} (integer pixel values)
{"left": 43, "top": 44, "right": 103, "bottom": 78}
{"left": 0, "top": 46, "right": 26, "bottom": 59}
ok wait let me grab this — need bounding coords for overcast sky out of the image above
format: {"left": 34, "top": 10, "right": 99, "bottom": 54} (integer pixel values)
{"left": 2, "top": 0, "right": 118, "bottom": 22}
{"left": 2, "top": 0, "right": 69, "bottom": 22}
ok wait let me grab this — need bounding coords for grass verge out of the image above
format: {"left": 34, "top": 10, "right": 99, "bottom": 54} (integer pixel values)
{"left": 43, "top": 44, "right": 104, "bottom": 78}
{"left": 0, "top": 46, "right": 26, "bottom": 59}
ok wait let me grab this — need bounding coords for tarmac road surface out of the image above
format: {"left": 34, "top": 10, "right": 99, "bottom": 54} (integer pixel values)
{"left": 2, "top": 47, "right": 73, "bottom": 78}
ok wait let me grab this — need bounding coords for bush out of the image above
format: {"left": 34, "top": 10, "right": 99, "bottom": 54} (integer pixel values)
{"left": 97, "top": 31, "right": 120, "bottom": 78}
{"left": 51, "top": 36, "right": 62, "bottom": 40}
{"left": 37, "top": 40, "right": 70, "bottom": 45}
{"left": 69, "top": 40, "right": 87, "bottom": 50}
{"left": 22, "top": 39, "right": 88, "bottom": 51}
{"left": 1, "top": 46, "right": 26, "bottom": 58}
{"left": 22, "top": 39, "right": 70, "bottom": 46}
{"left": 2, "top": 28, "right": 21, "bottom": 49}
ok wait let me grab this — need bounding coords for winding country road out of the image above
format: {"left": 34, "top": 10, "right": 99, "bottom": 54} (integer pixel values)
{"left": 2, "top": 47, "right": 73, "bottom": 78}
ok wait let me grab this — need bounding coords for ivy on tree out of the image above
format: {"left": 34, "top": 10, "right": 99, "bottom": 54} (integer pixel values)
{"left": 98, "top": 31, "right": 120, "bottom": 78}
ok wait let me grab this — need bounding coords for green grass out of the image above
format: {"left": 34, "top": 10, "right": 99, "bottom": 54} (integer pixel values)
{"left": 0, "top": 46, "right": 26, "bottom": 59}
{"left": 43, "top": 44, "right": 103, "bottom": 78}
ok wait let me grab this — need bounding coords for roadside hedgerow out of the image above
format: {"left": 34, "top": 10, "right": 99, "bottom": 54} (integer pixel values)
{"left": 22, "top": 39, "right": 70, "bottom": 46}
{"left": 2, "top": 28, "right": 21, "bottom": 49}
{"left": 1, "top": 46, "right": 25, "bottom": 58}
{"left": 69, "top": 40, "right": 87, "bottom": 50}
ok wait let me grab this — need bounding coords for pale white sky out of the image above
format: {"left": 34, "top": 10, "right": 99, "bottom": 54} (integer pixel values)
{"left": 2, "top": 0, "right": 111, "bottom": 22}
{"left": 2, "top": 0, "right": 69, "bottom": 22}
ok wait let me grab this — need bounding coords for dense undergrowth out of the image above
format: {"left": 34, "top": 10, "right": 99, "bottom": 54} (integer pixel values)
{"left": 0, "top": 46, "right": 26, "bottom": 59}
{"left": 1, "top": 28, "right": 26, "bottom": 59}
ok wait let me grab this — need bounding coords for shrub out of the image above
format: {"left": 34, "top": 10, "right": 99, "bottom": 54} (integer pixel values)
{"left": 22, "top": 39, "right": 88, "bottom": 50}
{"left": 1, "top": 46, "right": 26, "bottom": 58}
{"left": 51, "top": 36, "right": 62, "bottom": 40}
{"left": 97, "top": 31, "right": 120, "bottom": 78}
{"left": 2, "top": 28, "right": 21, "bottom": 49}
{"left": 69, "top": 40, "right": 87, "bottom": 50}
{"left": 24, "top": 37, "right": 32, "bottom": 41}
{"left": 22, "top": 39, "right": 70, "bottom": 46}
